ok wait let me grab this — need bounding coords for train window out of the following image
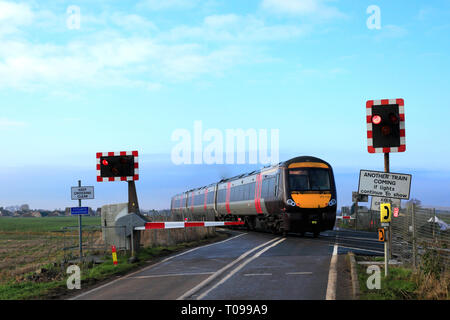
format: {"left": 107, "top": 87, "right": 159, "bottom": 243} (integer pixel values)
{"left": 249, "top": 182, "right": 256, "bottom": 199}
{"left": 217, "top": 188, "right": 226, "bottom": 203}
{"left": 230, "top": 186, "right": 235, "bottom": 201}
{"left": 289, "top": 168, "right": 330, "bottom": 191}
{"left": 309, "top": 169, "right": 330, "bottom": 190}
{"left": 243, "top": 183, "right": 250, "bottom": 200}
{"left": 237, "top": 185, "right": 244, "bottom": 201}
{"left": 261, "top": 177, "right": 276, "bottom": 199}
{"left": 207, "top": 191, "right": 214, "bottom": 204}
{"left": 194, "top": 193, "right": 201, "bottom": 206}
{"left": 261, "top": 179, "right": 269, "bottom": 198}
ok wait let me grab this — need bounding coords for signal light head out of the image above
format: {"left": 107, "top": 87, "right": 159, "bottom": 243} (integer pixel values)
{"left": 381, "top": 125, "right": 391, "bottom": 136}
{"left": 371, "top": 115, "right": 382, "bottom": 125}
{"left": 389, "top": 113, "right": 399, "bottom": 124}
{"left": 102, "top": 159, "right": 109, "bottom": 166}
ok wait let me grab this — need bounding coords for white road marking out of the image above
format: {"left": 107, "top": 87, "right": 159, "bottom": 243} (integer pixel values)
{"left": 132, "top": 272, "right": 214, "bottom": 279}
{"left": 196, "top": 237, "right": 287, "bottom": 300}
{"left": 70, "top": 231, "right": 247, "bottom": 300}
{"left": 286, "top": 272, "right": 313, "bottom": 275}
{"left": 243, "top": 273, "right": 272, "bottom": 276}
{"left": 177, "top": 236, "right": 282, "bottom": 300}
{"left": 325, "top": 242, "right": 339, "bottom": 300}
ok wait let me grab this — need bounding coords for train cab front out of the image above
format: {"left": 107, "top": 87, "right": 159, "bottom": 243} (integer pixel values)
{"left": 283, "top": 159, "right": 337, "bottom": 236}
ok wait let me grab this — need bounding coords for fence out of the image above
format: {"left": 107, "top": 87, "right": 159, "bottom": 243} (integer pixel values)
{"left": 338, "top": 205, "right": 450, "bottom": 272}
{"left": 62, "top": 225, "right": 127, "bottom": 262}
{"left": 391, "top": 205, "right": 449, "bottom": 272}
{"left": 337, "top": 210, "right": 381, "bottom": 231}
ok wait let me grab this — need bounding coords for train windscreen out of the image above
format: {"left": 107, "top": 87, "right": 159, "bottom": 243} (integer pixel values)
{"left": 288, "top": 168, "right": 330, "bottom": 191}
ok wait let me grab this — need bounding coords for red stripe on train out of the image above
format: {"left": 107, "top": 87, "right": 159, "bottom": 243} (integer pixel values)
{"left": 226, "top": 182, "right": 231, "bottom": 214}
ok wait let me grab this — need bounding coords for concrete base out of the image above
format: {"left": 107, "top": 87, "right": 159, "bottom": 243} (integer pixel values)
{"left": 101, "top": 203, "right": 130, "bottom": 250}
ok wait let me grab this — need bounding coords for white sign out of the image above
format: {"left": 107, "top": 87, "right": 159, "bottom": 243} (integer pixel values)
{"left": 370, "top": 196, "right": 402, "bottom": 211}
{"left": 71, "top": 186, "right": 94, "bottom": 200}
{"left": 358, "top": 170, "right": 411, "bottom": 200}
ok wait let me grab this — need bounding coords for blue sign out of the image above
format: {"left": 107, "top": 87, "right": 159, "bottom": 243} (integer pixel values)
{"left": 71, "top": 207, "right": 89, "bottom": 215}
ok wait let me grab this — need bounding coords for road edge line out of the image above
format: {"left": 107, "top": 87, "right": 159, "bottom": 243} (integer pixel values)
{"left": 325, "top": 243, "right": 338, "bottom": 300}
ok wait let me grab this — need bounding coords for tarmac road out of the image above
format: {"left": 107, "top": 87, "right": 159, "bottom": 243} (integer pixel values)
{"left": 71, "top": 228, "right": 380, "bottom": 300}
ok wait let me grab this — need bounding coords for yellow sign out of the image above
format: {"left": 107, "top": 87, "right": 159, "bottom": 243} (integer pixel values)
{"left": 378, "top": 228, "right": 385, "bottom": 242}
{"left": 380, "top": 203, "right": 391, "bottom": 223}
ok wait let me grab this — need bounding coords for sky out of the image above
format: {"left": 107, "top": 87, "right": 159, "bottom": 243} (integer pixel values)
{"left": 0, "top": 0, "right": 449, "bottom": 210}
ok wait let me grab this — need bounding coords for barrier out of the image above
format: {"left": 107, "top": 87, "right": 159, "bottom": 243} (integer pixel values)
{"left": 135, "top": 220, "right": 244, "bottom": 230}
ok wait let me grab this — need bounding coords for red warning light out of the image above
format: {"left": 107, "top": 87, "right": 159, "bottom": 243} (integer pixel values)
{"left": 389, "top": 113, "right": 399, "bottom": 124}
{"left": 371, "top": 115, "right": 382, "bottom": 125}
{"left": 102, "top": 159, "right": 109, "bottom": 166}
{"left": 381, "top": 126, "right": 391, "bottom": 136}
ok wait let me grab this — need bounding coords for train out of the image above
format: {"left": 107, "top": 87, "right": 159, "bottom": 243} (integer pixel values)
{"left": 170, "top": 156, "right": 337, "bottom": 237}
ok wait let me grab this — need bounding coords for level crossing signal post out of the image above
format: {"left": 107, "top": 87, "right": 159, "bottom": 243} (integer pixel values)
{"left": 366, "top": 98, "right": 407, "bottom": 276}
{"left": 96, "top": 151, "right": 141, "bottom": 259}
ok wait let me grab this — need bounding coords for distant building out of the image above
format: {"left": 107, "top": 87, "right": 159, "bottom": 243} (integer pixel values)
{"left": 31, "top": 211, "right": 42, "bottom": 218}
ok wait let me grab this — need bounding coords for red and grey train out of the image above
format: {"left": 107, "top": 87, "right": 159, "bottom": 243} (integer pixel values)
{"left": 170, "top": 156, "right": 337, "bottom": 237}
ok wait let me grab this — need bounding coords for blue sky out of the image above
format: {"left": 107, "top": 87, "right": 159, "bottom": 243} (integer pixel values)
{"left": 0, "top": 0, "right": 449, "bottom": 210}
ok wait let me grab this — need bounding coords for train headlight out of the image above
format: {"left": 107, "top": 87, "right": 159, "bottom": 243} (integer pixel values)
{"left": 328, "top": 199, "right": 336, "bottom": 206}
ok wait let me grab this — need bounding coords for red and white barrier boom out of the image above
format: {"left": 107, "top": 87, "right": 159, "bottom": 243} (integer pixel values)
{"left": 135, "top": 220, "right": 244, "bottom": 230}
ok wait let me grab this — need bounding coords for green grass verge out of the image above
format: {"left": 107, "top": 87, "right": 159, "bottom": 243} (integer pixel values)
{"left": 0, "top": 217, "right": 101, "bottom": 233}
{"left": 356, "top": 260, "right": 418, "bottom": 300}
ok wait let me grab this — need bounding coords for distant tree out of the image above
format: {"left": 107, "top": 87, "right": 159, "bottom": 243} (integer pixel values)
{"left": 20, "top": 204, "right": 30, "bottom": 211}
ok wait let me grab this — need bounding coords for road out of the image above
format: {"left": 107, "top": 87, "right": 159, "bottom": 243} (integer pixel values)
{"left": 71, "top": 228, "right": 383, "bottom": 300}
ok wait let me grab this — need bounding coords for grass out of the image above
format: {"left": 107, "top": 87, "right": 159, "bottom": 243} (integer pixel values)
{"left": 0, "top": 233, "right": 227, "bottom": 300}
{"left": 357, "top": 260, "right": 417, "bottom": 300}
{"left": 356, "top": 255, "right": 449, "bottom": 300}
{"left": 0, "top": 216, "right": 101, "bottom": 233}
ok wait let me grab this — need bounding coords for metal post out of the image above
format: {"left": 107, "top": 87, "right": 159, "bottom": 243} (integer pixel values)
{"left": 412, "top": 203, "right": 417, "bottom": 269}
{"left": 128, "top": 181, "right": 139, "bottom": 214}
{"left": 384, "top": 227, "right": 389, "bottom": 277}
{"left": 128, "top": 181, "right": 139, "bottom": 259}
{"left": 78, "top": 180, "right": 83, "bottom": 261}
{"left": 384, "top": 153, "right": 390, "bottom": 173}
{"left": 384, "top": 153, "right": 393, "bottom": 260}
{"left": 432, "top": 208, "right": 436, "bottom": 242}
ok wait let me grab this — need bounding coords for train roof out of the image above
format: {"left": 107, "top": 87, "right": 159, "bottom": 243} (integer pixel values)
{"left": 280, "top": 156, "right": 332, "bottom": 168}
{"left": 171, "top": 156, "right": 332, "bottom": 196}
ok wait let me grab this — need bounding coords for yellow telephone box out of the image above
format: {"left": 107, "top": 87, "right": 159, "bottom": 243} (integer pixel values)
{"left": 380, "top": 203, "right": 392, "bottom": 223}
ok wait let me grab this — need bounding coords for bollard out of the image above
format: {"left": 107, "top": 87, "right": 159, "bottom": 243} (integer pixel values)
{"left": 111, "top": 245, "right": 118, "bottom": 265}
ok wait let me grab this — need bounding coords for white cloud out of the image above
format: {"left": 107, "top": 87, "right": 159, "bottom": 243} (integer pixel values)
{"left": 0, "top": 0, "right": 33, "bottom": 35}
{"left": 261, "top": 0, "right": 345, "bottom": 19}
{"left": 137, "top": 0, "right": 199, "bottom": 11}
{"left": 204, "top": 14, "right": 240, "bottom": 28}
{"left": 162, "top": 14, "right": 310, "bottom": 43}
{"left": 0, "top": 3, "right": 316, "bottom": 92}
{"left": 0, "top": 118, "right": 26, "bottom": 128}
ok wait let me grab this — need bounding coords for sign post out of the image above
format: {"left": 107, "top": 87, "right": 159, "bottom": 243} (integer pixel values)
{"left": 380, "top": 203, "right": 392, "bottom": 276}
{"left": 71, "top": 180, "right": 95, "bottom": 261}
{"left": 77, "top": 180, "right": 82, "bottom": 261}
